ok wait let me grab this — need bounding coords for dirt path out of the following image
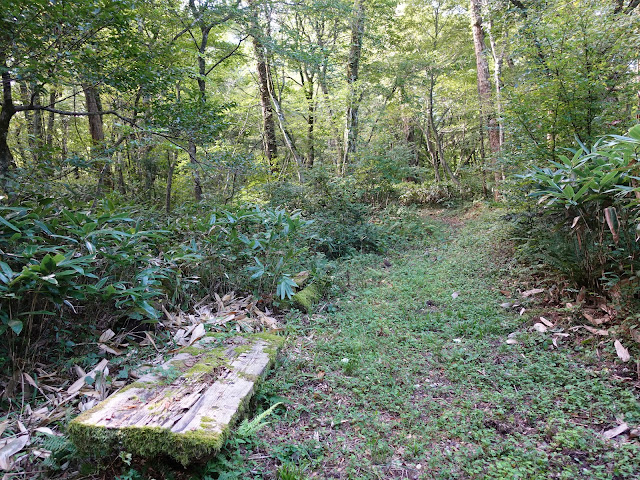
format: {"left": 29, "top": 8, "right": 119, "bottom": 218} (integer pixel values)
{"left": 171, "top": 209, "right": 640, "bottom": 479}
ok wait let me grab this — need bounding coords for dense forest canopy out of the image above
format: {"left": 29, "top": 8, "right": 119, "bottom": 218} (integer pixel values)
{"left": 2, "top": 0, "right": 638, "bottom": 206}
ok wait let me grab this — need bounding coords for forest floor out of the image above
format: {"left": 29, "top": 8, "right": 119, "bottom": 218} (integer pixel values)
{"left": 176, "top": 206, "right": 640, "bottom": 480}
{"left": 42, "top": 206, "right": 640, "bottom": 479}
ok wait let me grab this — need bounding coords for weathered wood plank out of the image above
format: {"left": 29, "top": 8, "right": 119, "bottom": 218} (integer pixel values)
{"left": 68, "top": 334, "right": 283, "bottom": 465}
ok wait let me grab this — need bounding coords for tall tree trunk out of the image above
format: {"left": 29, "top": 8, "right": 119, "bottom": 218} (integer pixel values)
{"left": 302, "top": 70, "right": 315, "bottom": 167}
{"left": 166, "top": 151, "right": 175, "bottom": 214}
{"left": 341, "top": 0, "right": 366, "bottom": 175}
{"left": 31, "top": 90, "right": 43, "bottom": 162}
{"left": 470, "top": 0, "right": 500, "bottom": 200}
{"left": 319, "top": 73, "right": 344, "bottom": 164}
{"left": 188, "top": 140, "right": 202, "bottom": 202}
{"left": 251, "top": 28, "right": 278, "bottom": 170}
{"left": 485, "top": 9, "right": 505, "bottom": 148}
{"left": 420, "top": 125, "right": 441, "bottom": 182}
{"left": 268, "top": 85, "right": 304, "bottom": 182}
{"left": 45, "top": 89, "right": 56, "bottom": 147}
{"left": 248, "top": 0, "right": 278, "bottom": 171}
{"left": 426, "top": 66, "right": 459, "bottom": 186}
{"left": 188, "top": 0, "right": 215, "bottom": 201}
{"left": 82, "top": 84, "right": 112, "bottom": 190}
{"left": 0, "top": 56, "right": 16, "bottom": 189}
{"left": 117, "top": 151, "right": 126, "bottom": 195}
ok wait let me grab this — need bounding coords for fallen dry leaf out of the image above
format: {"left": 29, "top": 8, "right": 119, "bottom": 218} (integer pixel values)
{"left": 99, "top": 344, "right": 122, "bottom": 356}
{"left": 522, "top": 288, "right": 544, "bottom": 298}
{"left": 583, "top": 326, "right": 609, "bottom": 336}
{"left": 189, "top": 324, "right": 206, "bottom": 345}
{"left": 533, "top": 323, "right": 548, "bottom": 333}
{"left": 583, "top": 311, "right": 610, "bottom": 326}
{"left": 614, "top": 340, "right": 631, "bottom": 362}
{"left": 99, "top": 329, "right": 115, "bottom": 343}
{"left": 603, "top": 423, "right": 629, "bottom": 440}
{"left": 67, "top": 359, "right": 109, "bottom": 395}
{"left": 539, "top": 316, "right": 554, "bottom": 328}
{"left": 0, "top": 435, "right": 29, "bottom": 470}
{"left": 451, "top": 292, "right": 459, "bottom": 299}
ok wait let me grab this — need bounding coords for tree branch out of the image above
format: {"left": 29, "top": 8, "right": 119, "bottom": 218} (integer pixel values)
{"left": 205, "top": 35, "right": 248, "bottom": 76}
{"left": 15, "top": 104, "right": 135, "bottom": 124}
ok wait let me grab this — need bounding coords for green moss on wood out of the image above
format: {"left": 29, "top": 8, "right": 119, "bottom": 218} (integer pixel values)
{"left": 292, "top": 280, "right": 329, "bottom": 313}
{"left": 67, "top": 421, "right": 226, "bottom": 466}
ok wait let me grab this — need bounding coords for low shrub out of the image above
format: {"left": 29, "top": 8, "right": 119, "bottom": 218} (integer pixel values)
{"left": 516, "top": 125, "right": 640, "bottom": 295}
{"left": 396, "top": 180, "right": 462, "bottom": 206}
{"left": 264, "top": 169, "right": 386, "bottom": 258}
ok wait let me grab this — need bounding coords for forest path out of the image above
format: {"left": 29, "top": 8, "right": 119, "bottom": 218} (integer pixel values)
{"left": 201, "top": 207, "right": 640, "bottom": 480}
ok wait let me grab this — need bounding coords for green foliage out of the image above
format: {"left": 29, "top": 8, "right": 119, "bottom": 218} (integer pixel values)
{"left": 277, "top": 461, "right": 308, "bottom": 480}
{"left": 0, "top": 197, "right": 171, "bottom": 347}
{"left": 518, "top": 126, "right": 640, "bottom": 291}
{"left": 501, "top": 0, "right": 639, "bottom": 163}
{"left": 235, "top": 402, "right": 283, "bottom": 440}
{"left": 40, "top": 433, "right": 78, "bottom": 471}
{"left": 396, "top": 180, "right": 463, "bottom": 206}
{"left": 0, "top": 195, "right": 310, "bottom": 373}
{"left": 205, "top": 206, "right": 311, "bottom": 299}
{"left": 265, "top": 170, "right": 386, "bottom": 259}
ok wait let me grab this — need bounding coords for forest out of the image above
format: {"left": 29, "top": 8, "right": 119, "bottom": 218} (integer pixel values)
{"left": 2, "top": 0, "right": 640, "bottom": 478}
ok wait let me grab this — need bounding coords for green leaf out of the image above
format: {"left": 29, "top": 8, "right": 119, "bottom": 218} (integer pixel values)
{"left": 0, "top": 261, "right": 13, "bottom": 278}
{"left": 8, "top": 320, "right": 23, "bottom": 335}
{"left": 628, "top": 125, "right": 640, "bottom": 141}
{"left": 41, "top": 254, "right": 56, "bottom": 274}
{"left": 0, "top": 215, "right": 20, "bottom": 233}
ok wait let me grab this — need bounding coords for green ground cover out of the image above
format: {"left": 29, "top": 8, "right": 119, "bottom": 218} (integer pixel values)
{"left": 185, "top": 207, "right": 640, "bottom": 480}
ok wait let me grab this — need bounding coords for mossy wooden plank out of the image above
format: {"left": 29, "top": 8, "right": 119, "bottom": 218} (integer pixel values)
{"left": 292, "top": 280, "right": 330, "bottom": 312}
{"left": 68, "top": 335, "right": 283, "bottom": 465}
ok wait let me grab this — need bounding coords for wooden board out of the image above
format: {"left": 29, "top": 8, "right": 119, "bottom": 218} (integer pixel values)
{"left": 68, "top": 334, "right": 282, "bottom": 465}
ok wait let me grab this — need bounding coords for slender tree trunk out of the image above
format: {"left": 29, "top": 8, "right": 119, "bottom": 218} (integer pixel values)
{"left": 0, "top": 57, "right": 16, "bottom": 188}
{"left": 301, "top": 70, "right": 315, "bottom": 167}
{"left": 61, "top": 115, "right": 69, "bottom": 160}
{"left": 188, "top": 0, "right": 215, "bottom": 201}
{"left": 82, "top": 84, "right": 112, "bottom": 190}
{"left": 319, "top": 74, "right": 344, "bottom": 164}
{"left": 470, "top": 0, "right": 500, "bottom": 200}
{"left": 46, "top": 89, "right": 56, "bottom": 147}
{"left": 166, "top": 151, "right": 175, "bottom": 213}
{"left": 252, "top": 35, "right": 278, "bottom": 170}
{"left": 188, "top": 140, "right": 202, "bottom": 202}
{"left": 420, "top": 125, "right": 441, "bottom": 182}
{"left": 117, "top": 151, "right": 126, "bottom": 195}
{"left": 485, "top": 10, "right": 505, "bottom": 147}
{"left": 268, "top": 86, "right": 304, "bottom": 182}
{"left": 31, "top": 90, "right": 43, "bottom": 162}
{"left": 342, "top": 0, "right": 366, "bottom": 175}
{"left": 248, "top": 0, "right": 278, "bottom": 171}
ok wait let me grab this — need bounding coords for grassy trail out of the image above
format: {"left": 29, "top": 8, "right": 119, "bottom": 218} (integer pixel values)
{"left": 203, "top": 208, "right": 640, "bottom": 480}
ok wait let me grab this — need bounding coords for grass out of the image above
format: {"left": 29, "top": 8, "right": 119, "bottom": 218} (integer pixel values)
{"left": 188, "top": 206, "right": 640, "bottom": 480}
